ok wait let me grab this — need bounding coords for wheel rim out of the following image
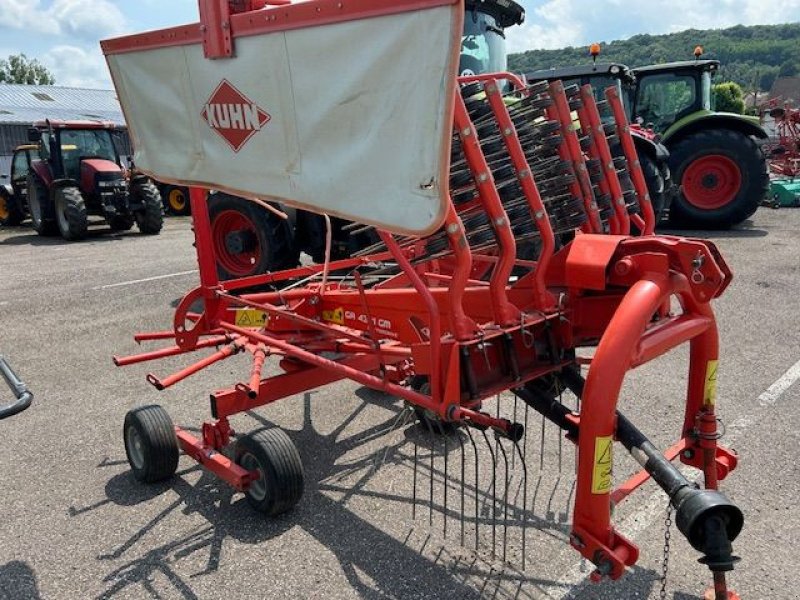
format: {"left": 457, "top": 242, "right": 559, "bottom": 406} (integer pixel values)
{"left": 211, "top": 209, "right": 262, "bottom": 277}
{"left": 0, "top": 196, "right": 8, "bottom": 221}
{"left": 681, "top": 154, "right": 742, "bottom": 210}
{"left": 125, "top": 426, "right": 145, "bottom": 470}
{"left": 55, "top": 192, "right": 69, "bottom": 234}
{"left": 240, "top": 452, "right": 267, "bottom": 501}
{"left": 168, "top": 189, "right": 186, "bottom": 212}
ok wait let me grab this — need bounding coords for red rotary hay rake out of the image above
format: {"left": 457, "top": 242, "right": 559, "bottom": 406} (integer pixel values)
{"left": 105, "top": 1, "right": 742, "bottom": 597}
{"left": 764, "top": 99, "right": 800, "bottom": 177}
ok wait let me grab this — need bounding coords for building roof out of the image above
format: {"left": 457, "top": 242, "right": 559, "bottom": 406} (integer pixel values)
{"left": 769, "top": 77, "right": 800, "bottom": 103}
{"left": 0, "top": 84, "right": 124, "bottom": 126}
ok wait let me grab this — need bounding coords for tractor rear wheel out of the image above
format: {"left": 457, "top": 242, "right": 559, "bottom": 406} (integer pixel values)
{"left": 54, "top": 186, "right": 89, "bottom": 241}
{"left": 640, "top": 153, "right": 668, "bottom": 225}
{"left": 208, "top": 193, "right": 298, "bottom": 281}
{"left": 27, "top": 173, "right": 58, "bottom": 236}
{"left": 0, "top": 188, "right": 24, "bottom": 226}
{"left": 408, "top": 376, "right": 460, "bottom": 434}
{"left": 235, "top": 428, "right": 304, "bottom": 515}
{"left": 668, "top": 129, "right": 768, "bottom": 229}
{"left": 131, "top": 181, "right": 164, "bottom": 235}
{"left": 164, "top": 185, "right": 191, "bottom": 216}
{"left": 124, "top": 405, "right": 179, "bottom": 483}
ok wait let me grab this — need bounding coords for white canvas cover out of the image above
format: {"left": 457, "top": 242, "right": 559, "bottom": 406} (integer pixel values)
{"left": 105, "top": 3, "right": 462, "bottom": 235}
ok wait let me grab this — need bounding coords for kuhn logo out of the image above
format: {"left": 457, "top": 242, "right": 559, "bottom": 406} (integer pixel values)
{"left": 201, "top": 79, "right": 270, "bottom": 152}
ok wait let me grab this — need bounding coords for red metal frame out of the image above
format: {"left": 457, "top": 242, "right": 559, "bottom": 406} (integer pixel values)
{"left": 606, "top": 85, "right": 656, "bottom": 234}
{"left": 547, "top": 80, "right": 604, "bottom": 233}
{"left": 101, "top": 0, "right": 461, "bottom": 56}
{"left": 111, "top": 1, "right": 740, "bottom": 588}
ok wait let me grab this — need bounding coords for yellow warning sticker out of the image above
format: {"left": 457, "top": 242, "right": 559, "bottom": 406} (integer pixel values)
{"left": 234, "top": 309, "right": 267, "bottom": 328}
{"left": 591, "top": 435, "right": 614, "bottom": 494}
{"left": 704, "top": 359, "right": 718, "bottom": 406}
{"left": 321, "top": 307, "right": 345, "bottom": 325}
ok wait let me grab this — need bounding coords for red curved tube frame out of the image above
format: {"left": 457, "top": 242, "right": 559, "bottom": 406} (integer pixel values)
{"left": 573, "top": 275, "right": 669, "bottom": 579}
{"left": 605, "top": 86, "right": 656, "bottom": 235}
{"left": 453, "top": 92, "right": 519, "bottom": 326}
{"left": 547, "top": 81, "right": 604, "bottom": 233}
{"left": 579, "top": 85, "right": 631, "bottom": 235}
{"left": 576, "top": 94, "right": 620, "bottom": 234}
{"left": 482, "top": 77, "right": 556, "bottom": 311}
{"left": 378, "top": 230, "right": 443, "bottom": 401}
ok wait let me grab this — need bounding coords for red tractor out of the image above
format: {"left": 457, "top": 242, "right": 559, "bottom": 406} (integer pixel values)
{"left": 25, "top": 120, "right": 163, "bottom": 240}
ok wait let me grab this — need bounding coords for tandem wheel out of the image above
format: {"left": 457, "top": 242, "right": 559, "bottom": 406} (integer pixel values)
{"left": 235, "top": 428, "right": 304, "bottom": 516}
{"left": 409, "top": 376, "right": 460, "bottom": 435}
{"left": 123, "top": 405, "right": 179, "bottom": 483}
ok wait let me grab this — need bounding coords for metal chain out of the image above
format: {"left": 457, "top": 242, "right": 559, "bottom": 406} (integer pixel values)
{"left": 660, "top": 503, "right": 674, "bottom": 600}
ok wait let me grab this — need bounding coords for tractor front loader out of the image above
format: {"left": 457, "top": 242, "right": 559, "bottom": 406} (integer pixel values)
{"left": 104, "top": 1, "right": 745, "bottom": 598}
{"left": 25, "top": 120, "right": 163, "bottom": 241}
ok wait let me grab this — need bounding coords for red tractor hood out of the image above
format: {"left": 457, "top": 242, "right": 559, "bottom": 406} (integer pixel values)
{"left": 80, "top": 158, "right": 123, "bottom": 193}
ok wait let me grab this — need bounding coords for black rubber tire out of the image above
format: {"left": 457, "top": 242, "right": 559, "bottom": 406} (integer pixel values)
{"left": 640, "top": 153, "right": 667, "bottom": 224}
{"left": 408, "top": 376, "right": 460, "bottom": 434}
{"left": 109, "top": 214, "right": 135, "bottom": 232}
{"left": 235, "top": 428, "right": 304, "bottom": 515}
{"left": 123, "top": 405, "right": 179, "bottom": 483}
{"left": 208, "top": 193, "right": 298, "bottom": 280}
{"left": 163, "top": 185, "right": 191, "bottom": 216}
{"left": 27, "top": 173, "right": 58, "bottom": 236}
{"left": 667, "top": 129, "right": 769, "bottom": 229}
{"left": 131, "top": 181, "right": 164, "bottom": 234}
{"left": 54, "top": 186, "right": 88, "bottom": 241}
{"left": 0, "top": 188, "right": 24, "bottom": 226}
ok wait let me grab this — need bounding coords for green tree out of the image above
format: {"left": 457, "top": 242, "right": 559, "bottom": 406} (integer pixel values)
{"left": 778, "top": 60, "right": 798, "bottom": 77}
{"left": 0, "top": 54, "right": 55, "bottom": 85}
{"left": 713, "top": 82, "right": 745, "bottom": 114}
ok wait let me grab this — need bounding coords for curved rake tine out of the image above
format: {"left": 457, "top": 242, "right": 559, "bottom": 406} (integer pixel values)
{"left": 523, "top": 398, "right": 529, "bottom": 462}
{"left": 565, "top": 479, "right": 576, "bottom": 525}
{"left": 412, "top": 423, "right": 418, "bottom": 521}
{"left": 423, "top": 417, "right": 436, "bottom": 528}
{"left": 496, "top": 436, "right": 510, "bottom": 564}
{"left": 377, "top": 406, "right": 412, "bottom": 469}
{"left": 514, "top": 440, "right": 528, "bottom": 570}
{"left": 511, "top": 395, "right": 518, "bottom": 471}
{"left": 458, "top": 430, "right": 466, "bottom": 547}
{"left": 539, "top": 413, "right": 546, "bottom": 471}
{"left": 443, "top": 423, "right": 449, "bottom": 538}
{"left": 481, "top": 429, "right": 497, "bottom": 559}
{"left": 465, "top": 426, "right": 481, "bottom": 552}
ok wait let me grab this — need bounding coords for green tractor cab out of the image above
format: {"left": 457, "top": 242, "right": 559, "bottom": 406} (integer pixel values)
{"left": 631, "top": 59, "right": 769, "bottom": 229}
{"left": 525, "top": 62, "right": 674, "bottom": 223}
{"left": 460, "top": 0, "right": 525, "bottom": 78}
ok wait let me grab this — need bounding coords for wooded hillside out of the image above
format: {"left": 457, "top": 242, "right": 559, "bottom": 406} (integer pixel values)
{"left": 508, "top": 22, "right": 800, "bottom": 92}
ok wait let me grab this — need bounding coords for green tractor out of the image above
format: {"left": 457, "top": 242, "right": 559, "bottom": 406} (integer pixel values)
{"left": 631, "top": 59, "right": 769, "bottom": 229}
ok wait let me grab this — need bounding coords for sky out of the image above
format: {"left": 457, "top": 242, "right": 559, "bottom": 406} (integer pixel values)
{"left": 1, "top": 0, "right": 799, "bottom": 89}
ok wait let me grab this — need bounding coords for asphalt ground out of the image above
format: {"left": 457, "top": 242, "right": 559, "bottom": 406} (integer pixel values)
{"left": 0, "top": 209, "right": 798, "bottom": 600}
